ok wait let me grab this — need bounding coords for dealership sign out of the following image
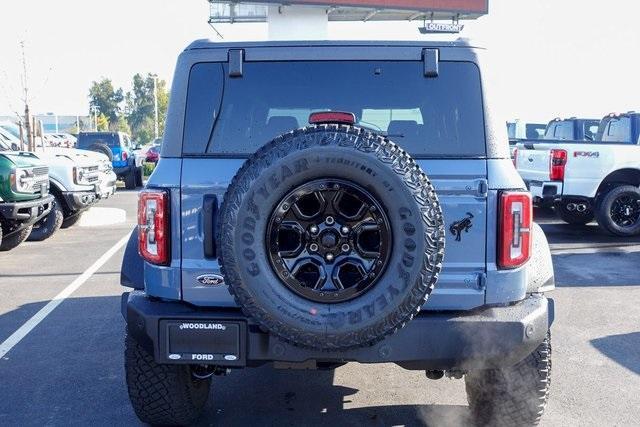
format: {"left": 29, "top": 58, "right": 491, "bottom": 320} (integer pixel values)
{"left": 208, "top": 0, "right": 488, "bottom": 23}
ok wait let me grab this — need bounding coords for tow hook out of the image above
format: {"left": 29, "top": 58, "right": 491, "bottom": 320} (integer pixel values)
{"left": 191, "top": 365, "right": 229, "bottom": 379}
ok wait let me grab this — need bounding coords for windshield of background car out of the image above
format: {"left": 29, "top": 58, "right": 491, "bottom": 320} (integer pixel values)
{"left": 77, "top": 133, "right": 119, "bottom": 149}
{"left": 183, "top": 61, "right": 486, "bottom": 158}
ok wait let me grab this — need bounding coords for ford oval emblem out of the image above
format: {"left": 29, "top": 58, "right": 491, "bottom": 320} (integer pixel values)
{"left": 197, "top": 274, "right": 225, "bottom": 286}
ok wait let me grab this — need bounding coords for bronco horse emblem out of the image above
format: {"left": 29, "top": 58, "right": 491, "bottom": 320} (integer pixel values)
{"left": 450, "top": 212, "right": 474, "bottom": 242}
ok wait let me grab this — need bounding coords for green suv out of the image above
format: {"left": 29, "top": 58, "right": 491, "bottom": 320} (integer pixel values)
{"left": 0, "top": 150, "right": 54, "bottom": 251}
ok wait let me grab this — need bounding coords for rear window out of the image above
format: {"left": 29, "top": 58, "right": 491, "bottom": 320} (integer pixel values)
{"left": 553, "top": 122, "right": 574, "bottom": 140}
{"left": 183, "top": 61, "right": 486, "bottom": 157}
{"left": 599, "top": 117, "right": 632, "bottom": 143}
{"left": 77, "top": 133, "right": 118, "bottom": 149}
{"left": 525, "top": 124, "right": 545, "bottom": 139}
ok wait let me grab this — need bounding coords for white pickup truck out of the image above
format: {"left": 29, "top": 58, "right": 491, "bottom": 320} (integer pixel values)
{"left": 516, "top": 112, "right": 640, "bottom": 236}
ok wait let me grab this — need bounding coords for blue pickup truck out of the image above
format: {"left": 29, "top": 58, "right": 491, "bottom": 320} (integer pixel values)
{"left": 120, "top": 40, "right": 556, "bottom": 426}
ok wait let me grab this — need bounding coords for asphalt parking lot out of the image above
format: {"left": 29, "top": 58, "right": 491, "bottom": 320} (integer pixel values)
{"left": 0, "top": 192, "right": 639, "bottom": 426}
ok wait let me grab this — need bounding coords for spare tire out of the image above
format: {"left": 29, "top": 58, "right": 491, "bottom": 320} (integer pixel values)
{"left": 218, "top": 125, "right": 445, "bottom": 350}
{"left": 88, "top": 143, "right": 113, "bottom": 161}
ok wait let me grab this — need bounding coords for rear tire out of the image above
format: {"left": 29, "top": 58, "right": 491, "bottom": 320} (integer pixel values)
{"left": 595, "top": 185, "right": 640, "bottom": 236}
{"left": 135, "top": 166, "right": 144, "bottom": 188}
{"left": 61, "top": 212, "right": 83, "bottom": 229}
{"left": 125, "top": 333, "right": 211, "bottom": 426}
{"left": 0, "top": 225, "right": 33, "bottom": 251}
{"left": 556, "top": 201, "right": 593, "bottom": 225}
{"left": 465, "top": 332, "right": 552, "bottom": 427}
{"left": 28, "top": 197, "right": 64, "bottom": 241}
{"left": 124, "top": 168, "right": 136, "bottom": 190}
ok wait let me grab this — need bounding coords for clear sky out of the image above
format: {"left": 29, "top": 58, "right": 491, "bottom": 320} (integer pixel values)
{"left": 0, "top": 0, "right": 638, "bottom": 122}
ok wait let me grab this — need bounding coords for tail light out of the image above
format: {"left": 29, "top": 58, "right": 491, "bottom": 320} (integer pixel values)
{"left": 549, "top": 149, "right": 567, "bottom": 181}
{"left": 122, "top": 151, "right": 128, "bottom": 161}
{"left": 498, "top": 192, "right": 532, "bottom": 269}
{"left": 138, "top": 189, "right": 169, "bottom": 265}
{"left": 512, "top": 147, "right": 518, "bottom": 167}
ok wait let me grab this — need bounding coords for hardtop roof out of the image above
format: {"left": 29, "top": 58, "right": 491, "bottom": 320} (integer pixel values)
{"left": 185, "top": 38, "right": 481, "bottom": 51}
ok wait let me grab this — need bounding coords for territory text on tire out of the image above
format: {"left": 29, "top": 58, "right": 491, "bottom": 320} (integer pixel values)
{"left": 465, "top": 332, "right": 552, "bottom": 427}
{"left": 595, "top": 185, "right": 640, "bottom": 236}
{"left": 218, "top": 124, "right": 445, "bottom": 350}
{"left": 125, "top": 333, "right": 211, "bottom": 426}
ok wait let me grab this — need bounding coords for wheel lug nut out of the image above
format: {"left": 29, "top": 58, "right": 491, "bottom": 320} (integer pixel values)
{"left": 325, "top": 216, "right": 335, "bottom": 225}
{"left": 310, "top": 225, "right": 319, "bottom": 234}
{"left": 325, "top": 253, "right": 334, "bottom": 261}
{"left": 341, "top": 244, "right": 350, "bottom": 252}
{"left": 341, "top": 226, "right": 349, "bottom": 234}
{"left": 309, "top": 243, "right": 319, "bottom": 252}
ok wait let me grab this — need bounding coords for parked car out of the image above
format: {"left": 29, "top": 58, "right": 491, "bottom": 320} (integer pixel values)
{"left": 507, "top": 120, "right": 546, "bottom": 159}
{"left": 0, "top": 144, "right": 54, "bottom": 250}
{"left": 76, "top": 132, "right": 144, "bottom": 189}
{"left": 144, "top": 144, "right": 160, "bottom": 163}
{"left": 0, "top": 128, "right": 117, "bottom": 237}
{"left": 516, "top": 112, "right": 640, "bottom": 235}
{"left": 120, "top": 40, "right": 555, "bottom": 427}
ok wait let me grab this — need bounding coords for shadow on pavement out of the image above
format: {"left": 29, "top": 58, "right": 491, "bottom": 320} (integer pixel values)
{"left": 591, "top": 332, "right": 640, "bottom": 376}
{"left": 201, "top": 365, "right": 472, "bottom": 426}
{"left": 0, "top": 296, "right": 472, "bottom": 427}
{"left": 540, "top": 222, "right": 640, "bottom": 246}
{"left": 552, "top": 252, "right": 640, "bottom": 287}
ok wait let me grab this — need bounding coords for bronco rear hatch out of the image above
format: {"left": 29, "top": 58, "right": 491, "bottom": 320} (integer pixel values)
{"left": 175, "top": 44, "right": 489, "bottom": 311}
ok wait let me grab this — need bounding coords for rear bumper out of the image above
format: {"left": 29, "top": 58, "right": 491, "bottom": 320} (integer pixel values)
{"left": 0, "top": 194, "right": 54, "bottom": 226}
{"left": 122, "top": 291, "right": 554, "bottom": 370}
{"left": 61, "top": 190, "right": 97, "bottom": 212}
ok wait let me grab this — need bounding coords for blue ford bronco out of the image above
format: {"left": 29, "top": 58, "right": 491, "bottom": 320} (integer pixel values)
{"left": 77, "top": 131, "right": 144, "bottom": 190}
{"left": 121, "top": 40, "right": 555, "bottom": 426}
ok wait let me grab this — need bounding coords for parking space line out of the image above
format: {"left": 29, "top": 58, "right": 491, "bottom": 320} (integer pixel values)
{"left": 0, "top": 233, "right": 130, "bottom": 360}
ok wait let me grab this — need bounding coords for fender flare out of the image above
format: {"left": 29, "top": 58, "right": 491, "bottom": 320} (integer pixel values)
{"left": 527, "top": 223, "right": 555, "bottom": 293}
{"left": 120, "top": 226, "right": 144, "bottom": 290}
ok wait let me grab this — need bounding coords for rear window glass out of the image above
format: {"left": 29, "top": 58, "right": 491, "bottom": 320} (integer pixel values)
{"left": 525, "top": 124, "right": 545, "bottom": 139}
{"left": 78, "top": 133, "right": 118, "bottom": 148}
{"left": 553, "top": 122, "right": 573, "bottom": 140}
{"left": 183, "top": 61, "right": 486, "bottom": 157}
{"left": 600, "top": 117, "right": 632, "bottom": 143}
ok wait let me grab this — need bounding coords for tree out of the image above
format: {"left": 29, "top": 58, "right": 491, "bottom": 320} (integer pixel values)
{"left": 88, "top": 78, "right": 124, "bottom": 124}
{"left": 125, "top": 73, "right": 169, "bottom": 145}
{"left": 115, "top": 115, "right": 131, "bottom": 134}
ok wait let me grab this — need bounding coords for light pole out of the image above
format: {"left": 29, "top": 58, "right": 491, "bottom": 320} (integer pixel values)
{"left": 90, "top": 105, "right": 99, "bottom": 131}
{"left": 151, "top": 74, "right": 159, "bottom": 139}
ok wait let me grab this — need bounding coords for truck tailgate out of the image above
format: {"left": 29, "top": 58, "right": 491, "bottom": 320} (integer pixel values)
{"left": 515, "top": 143, "right": 551, "bottom": 182}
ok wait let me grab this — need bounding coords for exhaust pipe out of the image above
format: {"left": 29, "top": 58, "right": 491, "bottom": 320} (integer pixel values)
{"left": 566, "top": 203, "right": 577, "bottom": 212}
{"left": 576, "top": 203, "right": 588, "bottom": 213}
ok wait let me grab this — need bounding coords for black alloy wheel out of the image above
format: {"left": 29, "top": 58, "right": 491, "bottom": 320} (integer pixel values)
{"left": 267, "top": 179, "right": 392, "bottom": 303}
{"left": 610, "top": 194, "right": 640, "bottom": 227}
